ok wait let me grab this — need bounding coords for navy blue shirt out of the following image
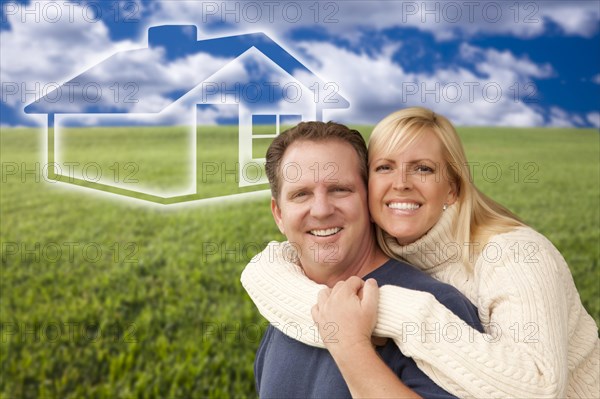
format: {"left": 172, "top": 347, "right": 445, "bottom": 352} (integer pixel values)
{"left": 255, "top": 258, "right": 483, "bottom": 399}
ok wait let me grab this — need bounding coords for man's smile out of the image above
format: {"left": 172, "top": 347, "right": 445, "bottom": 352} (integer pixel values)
{"left": 308, "top": 227, "right": 343, "bottom": 237}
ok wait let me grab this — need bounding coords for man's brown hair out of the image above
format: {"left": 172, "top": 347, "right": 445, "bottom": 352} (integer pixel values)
{"left": 265, "top": 121, "right": 368, "bottom": 201}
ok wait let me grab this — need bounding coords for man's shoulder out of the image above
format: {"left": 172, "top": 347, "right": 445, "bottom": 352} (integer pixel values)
{"left": 369, "top": 258, "right": 482, "bottom": 330}
{"left": 368, "top": 258, "right": 454, "bottom": 293}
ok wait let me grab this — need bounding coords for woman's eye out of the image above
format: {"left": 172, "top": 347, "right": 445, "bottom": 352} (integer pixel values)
{"left": 415, "top": 164, "right": 434, "bottom": 173}
{"left": 374, "top": 165, "right": 391, "bottom": 172}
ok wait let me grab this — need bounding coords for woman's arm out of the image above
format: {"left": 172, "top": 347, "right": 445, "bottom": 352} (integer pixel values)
{"left": 241, "top": 241, "right": 327, "bottom": 346}
{"left": 311, "top": 277, "right": 421, "bottom": 399}
{"left": 241, "top": 237, "right": 598, "bottom": 398}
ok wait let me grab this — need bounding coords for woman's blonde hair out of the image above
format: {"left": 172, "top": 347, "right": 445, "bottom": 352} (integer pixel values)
{"left": 368, "top": 107, "right": 524, "bottom": 267}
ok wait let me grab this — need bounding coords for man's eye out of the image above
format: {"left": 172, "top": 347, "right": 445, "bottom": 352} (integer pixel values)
{"left": 332, "top": 187, "right": 350, "bottom": 193}
{"left": 291, "top": 192, "right": 307, "bottom": 199}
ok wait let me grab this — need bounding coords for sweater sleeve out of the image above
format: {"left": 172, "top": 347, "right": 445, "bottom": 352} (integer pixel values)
{"left": 241, "top": 241, "right": 328, "bottom": 346}
{"left": 376, "top": 229, "right": 571, "bottom": 398}
{"left": 241, "top": 235, "right": 597, "bottom": 398}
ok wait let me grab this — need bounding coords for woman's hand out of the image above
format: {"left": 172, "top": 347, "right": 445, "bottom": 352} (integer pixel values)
{"left": 311, "top": 277, "right": 421, "bottom": 398}
{"left": 311, "top": 276, "right": 379, "bottom": 353}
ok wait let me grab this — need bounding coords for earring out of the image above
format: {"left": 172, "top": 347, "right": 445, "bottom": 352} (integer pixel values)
{"left": 443, "top": 203, "right": 448, "bottom": 211}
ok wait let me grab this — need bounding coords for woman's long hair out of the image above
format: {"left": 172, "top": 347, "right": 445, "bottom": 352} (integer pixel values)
{"left": 369, "top": 107, "right": 524, "bottom": 268}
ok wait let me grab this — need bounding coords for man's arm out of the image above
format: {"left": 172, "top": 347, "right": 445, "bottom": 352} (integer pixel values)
{"left": 329, "top": 341, "right": 422, "bottom": 398}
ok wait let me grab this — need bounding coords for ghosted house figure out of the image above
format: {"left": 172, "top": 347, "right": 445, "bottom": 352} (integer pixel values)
{"left": 25, "top": 25, "right": 349, "bottom": 204}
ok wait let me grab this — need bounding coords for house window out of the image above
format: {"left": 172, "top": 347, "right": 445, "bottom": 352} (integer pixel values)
{"left": 279, "top": 114, "right": 302, "bottom": 131}
{"left": 252, "top": 114, "right": 301, "bottom": 158}
{"left": 252, "top": 114, "right": 277, "bottom": 136}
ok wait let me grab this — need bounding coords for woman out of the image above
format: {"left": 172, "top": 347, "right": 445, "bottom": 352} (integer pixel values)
{"left": 241, "top": 107, "right": 599, "bottom": 398}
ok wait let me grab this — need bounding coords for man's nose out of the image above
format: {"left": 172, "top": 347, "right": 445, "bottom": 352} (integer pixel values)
{"left": 310, "top": 192, "right": 335, "bottom": 218}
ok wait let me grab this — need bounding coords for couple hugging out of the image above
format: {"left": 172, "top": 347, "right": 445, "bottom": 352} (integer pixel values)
{"left": 241, "top": 107, "right": 599, "bottom": 398}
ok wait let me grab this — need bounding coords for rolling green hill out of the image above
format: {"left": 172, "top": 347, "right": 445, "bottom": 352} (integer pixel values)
{"left": 1, "top": 126, "right": 598, "bottom": 398}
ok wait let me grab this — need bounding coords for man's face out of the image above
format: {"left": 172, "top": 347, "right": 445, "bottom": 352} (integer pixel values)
{"left": 271, "top": 139, "right": 372, "bottom": 284}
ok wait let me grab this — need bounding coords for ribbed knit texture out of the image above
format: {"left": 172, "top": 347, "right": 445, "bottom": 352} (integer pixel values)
{"left": 241, "top": 206, "right": 599, "bottom": 398}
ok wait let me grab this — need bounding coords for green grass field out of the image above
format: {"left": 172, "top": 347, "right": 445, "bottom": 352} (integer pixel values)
{"left": 1, "top": 125, "right": 598, "bottom": 398}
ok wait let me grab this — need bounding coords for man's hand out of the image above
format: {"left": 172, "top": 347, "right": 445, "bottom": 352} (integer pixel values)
{"left": 311, "top": 276, "right": 379, "bottom": 353}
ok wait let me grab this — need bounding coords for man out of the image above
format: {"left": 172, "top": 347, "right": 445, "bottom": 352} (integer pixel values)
{"left": 251, "top": 121, "right": 481, "bottom": 398}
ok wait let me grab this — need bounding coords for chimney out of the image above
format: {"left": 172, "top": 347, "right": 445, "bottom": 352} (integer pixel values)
{"left": 148, "top": 25, "right": 198, "bottom": 49}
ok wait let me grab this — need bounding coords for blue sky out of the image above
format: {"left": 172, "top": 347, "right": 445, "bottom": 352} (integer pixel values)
{"left": 1, "top": 0, "right": 599, "bottom": 128}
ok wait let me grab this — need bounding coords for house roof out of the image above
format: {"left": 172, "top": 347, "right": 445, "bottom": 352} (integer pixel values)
{"left": 25, "top": 25, "right": 349, "bottom": 115}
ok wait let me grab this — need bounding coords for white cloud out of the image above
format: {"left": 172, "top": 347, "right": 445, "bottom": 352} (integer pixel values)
{"left": 548, "top": 106, "right": 578, "bottom": 127}
{"left": 0, "top": 123, "right": 30, "bottom": 129}
{"left": 146, "top": 1, "right": 599, "bottom": 42}
{"left": 1, "top": 0, "right": 596, "bottom": 129}
{"left": 586, "top": 112, "right": 600, "bottom": 129}
{"left": 462, "top": 44, "right": 554, "bottom": 80}
{"left": 0, "top": 1, "right": 139, "bottom": 113}
{"left": 541, "top": 3, "right": 600, "bottom": 38}
{"left": 593, "top": 74, "right": 600, "bottom": 85}
{"left": 0, "top": 4, "right": 242, "bottom": 119}
{"left": 81, "top": 48, "right": 236, "bottom": 114}
{"left": 195, "top": 103, "right": 237, "bottom": 125}
{"left": 297, "top": 40, "right": 556, "bottom": 127}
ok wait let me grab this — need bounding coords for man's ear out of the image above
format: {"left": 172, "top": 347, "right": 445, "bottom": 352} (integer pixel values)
{"left": 271, "top": 197, "right": 285, "bottom": 235}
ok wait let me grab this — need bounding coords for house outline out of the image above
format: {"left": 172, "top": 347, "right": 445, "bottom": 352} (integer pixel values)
{"left": 24, "top": 25, "right": 350, "bottom": 205}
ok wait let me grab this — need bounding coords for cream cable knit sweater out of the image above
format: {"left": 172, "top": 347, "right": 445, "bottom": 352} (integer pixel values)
{"left": 241, "top": 206, "right": 599, "bottom": 398}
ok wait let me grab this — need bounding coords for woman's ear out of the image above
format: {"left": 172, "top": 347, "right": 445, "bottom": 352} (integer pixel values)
{"left": 446, "top": 180, "right": 459, "bottom": 205}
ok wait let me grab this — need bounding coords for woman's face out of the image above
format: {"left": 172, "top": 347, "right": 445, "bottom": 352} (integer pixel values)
{"left": 368, "top": 129, "right": 457, "bottom": 245}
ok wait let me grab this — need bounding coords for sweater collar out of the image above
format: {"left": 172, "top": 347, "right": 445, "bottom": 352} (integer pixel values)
{"left": 383, "top": 204, "right": 458, "bottom": 271}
